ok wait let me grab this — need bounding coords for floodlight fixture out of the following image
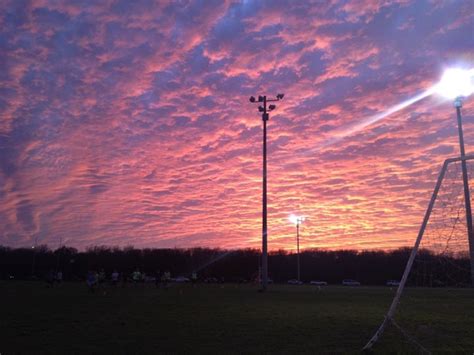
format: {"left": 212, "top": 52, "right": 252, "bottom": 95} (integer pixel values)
{"left": 277, "top": 93, "right": 285, "bottom": 100}
{"left": 436, "top": 68, "right": 474, "bottom": 100}
{"left": 289, "top": 214, "right": 305, "bottom": 225}
{"left": 249, "top": 96, "right": 256, "bottom": 103}
{"left": 258, "top": 95, "right": 264, "bottom": 102}
{"left": 289, "top": 214, "right": 297, "bottom": 225}
{"left": 258, "top": 106, "right": 264, "bottom": 112}
{"left": 269, "top": 104, "right": 276, "bottom": 111}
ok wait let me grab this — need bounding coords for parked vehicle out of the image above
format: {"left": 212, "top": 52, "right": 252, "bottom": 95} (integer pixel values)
{"left": 255, "top": 278, "right": 274, "bottom": 284}
{"left": 386, "top": 280, "right": 400, "bottom": 287}
{"left": 287, "top": 279, "right": 303, "bottom": 285}
{"left": 310, "top": 280, "right": 328, "bottom": 286}
{"left": 173, "top": 276, "right": 190, "bottom": 283}
{"left": 342, "top": 279, "right": 361, "bottom": 286}
{"left": 144, "top": 276, "right": 156, "bottom": 283}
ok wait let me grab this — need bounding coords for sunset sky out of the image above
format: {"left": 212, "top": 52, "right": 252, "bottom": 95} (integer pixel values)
{"left": 1, "top": 0, "right": 473, "bottom": 251}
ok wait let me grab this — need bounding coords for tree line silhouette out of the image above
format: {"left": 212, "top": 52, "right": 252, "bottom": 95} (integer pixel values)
{"left": 0, "top": 245, "right": 469, "bottom": 286}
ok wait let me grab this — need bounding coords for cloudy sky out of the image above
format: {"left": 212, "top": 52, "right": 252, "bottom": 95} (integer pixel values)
{"left": 1, "top": 0, "right": 473, "bottom": 251}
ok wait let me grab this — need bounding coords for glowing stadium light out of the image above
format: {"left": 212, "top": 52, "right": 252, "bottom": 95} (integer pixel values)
{"left": 289, "top": 214, "right": 305, "bottom": 225}
{"left": 436, "top": 68, "right": 474, "bottom": 99}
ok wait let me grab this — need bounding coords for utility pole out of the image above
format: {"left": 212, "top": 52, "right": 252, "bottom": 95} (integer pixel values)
{"left": 249, "top": 93, "right": 284, "bottom": 291}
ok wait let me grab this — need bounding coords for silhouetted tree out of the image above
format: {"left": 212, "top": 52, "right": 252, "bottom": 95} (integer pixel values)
{"left": 0, "top": 245, "right": 468, "bottom": 285}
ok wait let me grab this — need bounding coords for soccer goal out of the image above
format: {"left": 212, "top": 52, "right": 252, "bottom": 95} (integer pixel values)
{"left": 363, "top": 154, "right": 474, "bottom": 352}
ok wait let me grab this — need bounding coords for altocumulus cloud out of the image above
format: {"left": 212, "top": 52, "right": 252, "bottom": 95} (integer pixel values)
{"left": 0, "top": 0, "right": 473, "bottom": 250}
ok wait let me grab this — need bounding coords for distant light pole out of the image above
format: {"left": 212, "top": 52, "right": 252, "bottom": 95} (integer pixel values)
{"left": 56, "top": 237, "right": 63, "bottom": 270}
{"left": 436, "top": 68, "right": 474, "bottom": 285}
{"left": 290, "top": 215, "right": 305, "bottom": 282}
{"left": 31, "top": 236, "right": 38, "bottom": 278}
{"left": 249, "top": 93, "right": 284, "bottom": 291}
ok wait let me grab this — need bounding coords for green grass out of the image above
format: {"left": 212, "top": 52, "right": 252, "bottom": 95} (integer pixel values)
{"left": 1, "top": 282, "right": 473, "bottom": 354}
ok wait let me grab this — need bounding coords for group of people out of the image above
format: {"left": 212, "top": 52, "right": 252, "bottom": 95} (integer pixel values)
{"left": 86, "top": 269, "right": 198, "bottom": 292}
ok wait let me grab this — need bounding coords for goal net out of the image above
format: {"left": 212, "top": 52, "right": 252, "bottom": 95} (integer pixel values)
{"left": 364, "top": 155, "right": 474, "bottom": 352}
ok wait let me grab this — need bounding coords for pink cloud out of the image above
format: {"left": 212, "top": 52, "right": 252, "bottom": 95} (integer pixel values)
{"left": 0, "top": 0, "right": 472, "bottom": 255}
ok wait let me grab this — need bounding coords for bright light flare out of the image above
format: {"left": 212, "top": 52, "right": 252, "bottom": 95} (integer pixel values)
{"left": 315, "top": 66, "right": 474, "bottom": 149}
{"left": 436, "top": 68, "right": 474, "bottom": 99}
{"left": 289, "top": 214, "right": 305, "bottom": 225}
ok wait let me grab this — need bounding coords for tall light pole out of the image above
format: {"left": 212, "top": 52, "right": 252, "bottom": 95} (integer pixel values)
{"left": 454, "top": 97, "right": 474, "bottom": 285}
{"left": 437, "top": 68, "right": 474, "bottom": 285}
{"left": 249, "top": 93, "right": 284, "bottom": 291}
{"left": 290, "top": 215, "right": 305, "bottom": 282}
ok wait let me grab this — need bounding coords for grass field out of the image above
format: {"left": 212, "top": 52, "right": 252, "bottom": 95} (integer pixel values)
{"left": 1, "top": 282, "right": 473, "bottom": 354}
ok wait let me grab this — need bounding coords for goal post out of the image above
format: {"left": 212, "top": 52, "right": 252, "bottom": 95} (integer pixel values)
{"left": 363, "top": 154, "right": 474, "bottom": 351}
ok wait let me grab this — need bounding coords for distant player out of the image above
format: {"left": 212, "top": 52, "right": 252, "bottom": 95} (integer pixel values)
{"left": 191, "top": 271, "right": 197, "bottom": 287}
{"left": 162, "top": 271, "right": 171, "bottom": 288}
{"left": 98, "top": 269, "right": 106, "bottom": 286}
{"left": 132, "top": 269, "right": 141, "bottom": 285}
{"left": 86, "top": 271, "right": 97, "bottom": 293}
{"left": 46, "top": 270, "right": 55, "bottom": 288}
{"left": 56, "top": 270, "right": 63, "bottom": 285}
{"left": 155, "top": 270, "right": 161, "bottom": 288}
{"left": 111, "top": 270, "right": 119, "bottom": 286}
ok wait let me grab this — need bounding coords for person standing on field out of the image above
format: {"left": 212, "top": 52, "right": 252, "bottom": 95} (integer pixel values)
{"left": 132, "top": 269, "right": 141, "bottom": 285}
{"left": 162, "top": 271, "right": 171, "bottom": 288}
{"left": 155, "top": 270, "right": 161, "bottom": 288}
{"left": 56, "top": 270, "right": 63, "bottom": 284}
{"left": 87, "top": 271, "right": 97, "bottom": 292}
{"left": 111, "top": 270, "right": 119, "bottom": 286}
